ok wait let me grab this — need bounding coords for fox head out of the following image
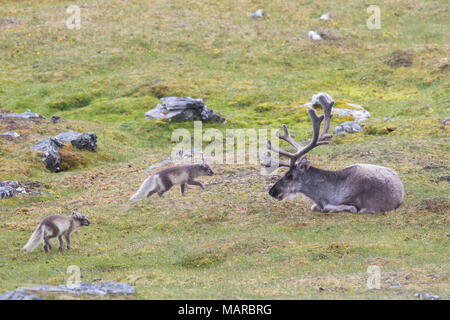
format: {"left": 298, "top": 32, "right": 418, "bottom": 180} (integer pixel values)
{"left": 199, "top": 163, "right": 215, "bottom": 176}
{"left": 72, "top": 211, "right": 91, "bottom": 226}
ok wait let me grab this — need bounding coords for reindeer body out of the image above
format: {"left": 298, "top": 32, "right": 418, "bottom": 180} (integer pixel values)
{"left": 263, "top": 93, "right": 404, "bottom": 214}
{"left": 269, "top": 162, "right": 404, "bottom": 213}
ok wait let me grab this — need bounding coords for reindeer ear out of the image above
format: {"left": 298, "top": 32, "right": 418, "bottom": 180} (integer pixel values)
{"left": 298, "top": 157, "right": 310, "bottom": 171}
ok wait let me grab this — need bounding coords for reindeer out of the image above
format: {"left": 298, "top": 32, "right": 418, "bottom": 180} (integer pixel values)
{"left": 261, "top": 96, "right": 404, "bottom": 213}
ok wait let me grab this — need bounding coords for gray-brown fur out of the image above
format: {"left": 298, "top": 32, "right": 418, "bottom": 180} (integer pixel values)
{"left": 23, "top": 211, "right": 90, "bottom": 252}
{"left": 264, "top": 96, "right": 404, "bottom": 213}
{"left": 269, "top": 158, "right": 404, "bottom": 213}
{"left": 130, "top": 163, "right": 214, "bottom": 201}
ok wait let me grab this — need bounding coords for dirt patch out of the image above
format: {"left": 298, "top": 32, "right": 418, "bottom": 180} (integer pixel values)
{"left": 0, "top": 17, "right": 21, "bottom": 27}
{"left": 420, "top": 198, "right": 449, "bottom": 212}
{"left": 385, "top": 50, "right": 413, "bottom": 68}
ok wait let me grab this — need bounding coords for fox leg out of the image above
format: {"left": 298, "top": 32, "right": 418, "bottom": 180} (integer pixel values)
{"left": 58, "top": 236, "right": 64, "bottom": 251}
{"left": 64, "top": 233, "right": 71, "bottom": 250}
{"left": 180, "top": 183, "right": 186, "bottom": 196}
{"left": 44, "top": 236, "right": 52, "bottom": 252}
{"left": 187, "top": 180, "right": 205, "bottom": 190}
{"left": 146, "top": 189, "right": 158, "bottom": 198}
{"left": 158, "top": 176, "right": 173, "bottom": 197}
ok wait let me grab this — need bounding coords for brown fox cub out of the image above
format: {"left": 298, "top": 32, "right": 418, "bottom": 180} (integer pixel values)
{"left": 23, "top": 211, "right": 91, "bottom": 252}
{"left": 130, "top": 163, "right": 214, "bottom": 201}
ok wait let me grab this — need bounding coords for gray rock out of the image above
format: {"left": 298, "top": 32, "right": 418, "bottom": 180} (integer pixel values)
{"left": 312, "top": 92, "right": 335, "bottom": 108}
{"left": 0, "top": 131, "right": 20, "bottom": 139}
{"left": 308, "top": 31, "right": 322, "bottom": 41}
{"left": 17, "top": 282, "right": 135, "bottom": 296}
{"left": 30, "top": 131, "right": 97, "bottom": 172}
{"left": 0, "top": 290, "right": 42, "bottom": 300}
{"left": 51, "top": 116, "right": 62, "bottom": 124}
{"left": 1, "top": 109, "right": 44, "bottom": 120}
{"left": 30, "top": 138, "right": 63, "bottom": 172}
{"left": 299, "top": 96, "right": 370, "bottom": 123}
{"left": 250, "top": 9, "right": 265, "bottom": 18}
{"left": 55, "top": 131, "right": 97, "bottom": 152}
{"left": 414, "top": 292, "right": 440, "bottom": 300}
{"left": 0, "top": 181, "right": 20, "bottom": 188}
{"left": 0, "top": 186, "right": 15, "bottom": 199}
{"left": 145, "top": 97, "right": 225, "bottom": 123}
{"left": 335, "top": 121, "right": 364, "bottom": 135}
{"left": 319, "top": 13, "right": 331, "bottom": 20}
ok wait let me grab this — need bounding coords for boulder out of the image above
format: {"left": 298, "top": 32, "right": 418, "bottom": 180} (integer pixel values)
{"left": 145, "top": 97, "right": 225, "bottom": 123}
{"left": 55, "top": 131, "right": 97, "bottom": 152}
{"left": 30, "top": 138, "right": 63, "bottom": 172}
{"left": 0, "top": 290, "right": 42, "bottom": 300}
{"left": 335, "top": 121, "right": 363, "bottom": 135}
{"left": 1, "top": 109, "right": 44, "bottom": 120}
{"left": 0, "top": 186, "right": 15, "bottom": 199}
{"left": 16, "top": 282, "right": 135, "bottom": 296}
{"left": 0, "top": 131, "right": 20, "bottom": 139}
{"left": 30, "top": 131, "right": 97, "bottom": 172}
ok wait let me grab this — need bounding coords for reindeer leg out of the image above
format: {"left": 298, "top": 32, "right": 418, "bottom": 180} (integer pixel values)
{"left": 322, "top": 204, "right": 357, "bottom": 213}
{"left": 180, "top": 183, "right": 186, "bottom": 196}
{"left": 311, "top": 203, "right": 322, "bottom": 212}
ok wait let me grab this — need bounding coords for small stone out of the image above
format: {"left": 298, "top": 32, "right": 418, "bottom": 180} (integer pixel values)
{"left": 51, "top": 116, "right": 62, "bottom": 124}
{"left": 414, "top": 292, "right": 440, "bottom": 300}
{"left": 308, "top": 31, "right": 322, "bottom": 41}
{"left": 319, "top": 13, "right": 331, "bottom": 20}
{"left": 250, "top": 9, "right": 265, "bottom": 18}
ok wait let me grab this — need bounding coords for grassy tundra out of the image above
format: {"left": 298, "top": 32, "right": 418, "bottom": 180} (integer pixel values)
{"left": 0, "top": 0, "right": 448, "bottom": 299}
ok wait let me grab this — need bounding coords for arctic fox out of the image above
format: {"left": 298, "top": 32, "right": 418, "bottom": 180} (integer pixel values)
{"left": 23, "top": 211, "right": 91, "bottom": 252}
{"left": 130, "top": 163, "right": 214, "bottom": 201}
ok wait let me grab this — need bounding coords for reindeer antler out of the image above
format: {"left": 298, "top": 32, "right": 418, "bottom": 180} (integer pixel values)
{"left": 262, "top": 97, "right": 333, "bottom": 168}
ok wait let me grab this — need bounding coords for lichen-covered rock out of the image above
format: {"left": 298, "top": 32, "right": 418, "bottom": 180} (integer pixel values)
{"left": 145, "top": 97, "right": 225, "bottom": 123}
{"left": 335, "top": 121, "right": 364, "bottom": 135}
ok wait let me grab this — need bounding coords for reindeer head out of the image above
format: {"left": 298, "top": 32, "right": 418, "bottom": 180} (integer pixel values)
{"left": 263, "top": 96, "right": 333, "bottom": 201}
